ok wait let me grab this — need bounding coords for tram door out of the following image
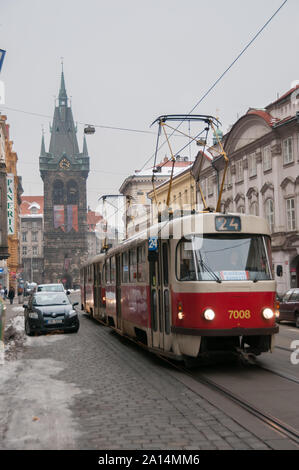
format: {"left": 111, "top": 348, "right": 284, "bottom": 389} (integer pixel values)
{"left": 116, "top": 255, "right": 122, "bottom": 330}
{"left": 149, "top": 240, "right": 171, "bottom": 350}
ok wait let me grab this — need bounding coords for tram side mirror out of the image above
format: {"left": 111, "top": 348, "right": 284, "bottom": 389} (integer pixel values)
{"left": 276, "top": 265, "right": 283, "bottom": 277}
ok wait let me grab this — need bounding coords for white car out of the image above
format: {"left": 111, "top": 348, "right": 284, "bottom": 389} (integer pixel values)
{"left": 37, "top": 283, "right": 66, "bottom": 293}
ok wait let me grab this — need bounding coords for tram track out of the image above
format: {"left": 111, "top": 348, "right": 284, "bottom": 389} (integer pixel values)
{"left": 78, "top": 310, "right": 299, "bottom": 448}
{"left": 156, "top": 354, "right": 299, "bottom": 447}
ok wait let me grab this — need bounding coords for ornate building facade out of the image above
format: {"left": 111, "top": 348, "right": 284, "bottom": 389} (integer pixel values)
{"left": 39, "top": 71, "right": 89, "bottom": 288}
{"left": 192, "top": 83, "right": 299, "bottom": 296}
{"left": 0, "top": 115, "right": 8, "bottom": 264}
{"left": 0, "top": 116, "right": 23, "bottom": 290}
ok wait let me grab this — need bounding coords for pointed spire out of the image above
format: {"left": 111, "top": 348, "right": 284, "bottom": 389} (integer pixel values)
{"left": 83, "top": 135, "right": 88, "bottom": 156}
{"left": 40, "top": 132, "right": 46, "bottom": 156}
{"left": 58, "top": 61, "right": 68, "bottom": 105}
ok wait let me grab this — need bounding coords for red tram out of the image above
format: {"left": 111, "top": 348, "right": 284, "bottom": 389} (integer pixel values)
{"left": 80, "top": 212, "right": 278, "bottom": 361}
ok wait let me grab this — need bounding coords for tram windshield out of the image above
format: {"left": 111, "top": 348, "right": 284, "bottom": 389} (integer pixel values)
{"left": 177, "top": 234, "right": 272, "bottom": 282}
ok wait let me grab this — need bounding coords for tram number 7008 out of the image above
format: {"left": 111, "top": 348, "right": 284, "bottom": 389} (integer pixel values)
{"left": 228, "top": 309, "right": 251, "bottom": 320}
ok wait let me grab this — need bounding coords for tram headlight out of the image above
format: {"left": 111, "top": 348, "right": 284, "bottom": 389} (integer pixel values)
{"left": 203, "top": 308, "right": 215, "bottom": 321}
{"left": 177, "top": 302, "right": 184, "bottom": 320}
{"left": 262, "top": 308, "right": 274, "bottom": 320}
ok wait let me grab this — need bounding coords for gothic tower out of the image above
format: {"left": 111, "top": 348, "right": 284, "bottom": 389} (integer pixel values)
{"left": 40, "top": 69, "right": 89, "bottom": 288}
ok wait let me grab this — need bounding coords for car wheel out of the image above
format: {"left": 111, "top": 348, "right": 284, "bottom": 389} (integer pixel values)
{"left": 25, "top": 318, "right": 34, "bottom": 336}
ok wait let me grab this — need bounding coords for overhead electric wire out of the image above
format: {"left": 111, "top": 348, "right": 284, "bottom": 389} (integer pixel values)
{"left": 138, "top": 0, "right": 288, "bottom": 173}
{"left": 0, "top": 105, "right": 156, "bottom": 136}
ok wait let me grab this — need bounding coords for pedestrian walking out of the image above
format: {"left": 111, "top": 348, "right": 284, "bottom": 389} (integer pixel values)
{"left": 8, "top": 286, "right": 15, "bottom": 305}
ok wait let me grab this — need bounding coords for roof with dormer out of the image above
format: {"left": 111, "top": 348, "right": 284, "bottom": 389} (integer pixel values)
{"left": 21, "top": 196, "right": 44, "bottom": 217}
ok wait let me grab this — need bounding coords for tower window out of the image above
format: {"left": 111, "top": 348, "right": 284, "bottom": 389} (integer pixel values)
{"left": 53, "top": 180, "right": 64, "bottom": 204}
{"left": 67, "top": 180, "right": 79, "bottom": 204}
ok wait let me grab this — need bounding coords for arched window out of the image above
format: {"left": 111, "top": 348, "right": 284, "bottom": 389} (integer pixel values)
{"left": 67, "top": 180, "right": 79, "bottom": 204}
{"left": 250, "top": 202, "right": 259, "bottom": 216}
{"left": 52, "top": 180, "right": 64, "bottom": 204}
{"left": 265, "top": 199, "right": 274, "bottom": 232}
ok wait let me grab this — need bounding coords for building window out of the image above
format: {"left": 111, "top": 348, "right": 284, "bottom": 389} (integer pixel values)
{"left": 235, "top": 160, "right": 243, "bottom": 183}
{"left": 207, "top": 175, "right": 213, "bottom": 195}
{"left": 32, "top": 232, "right": 38, "bottom": 242}
{"left": 32, "top": 259, "right": 39, "bottom": 270}
{"left": 67, "top": 180, "right": 79, "bottom": 204}
{"left": 32, "top": 246, "right": 38, "bottom": 256}
{"left": 286, "top": 198, "right": 296, "bottom": 231}
{"left": 250, "top": 202, "right": 259, "bottom": 216}
{"left": 263, "top": 146, "right": 272, "bottom": 171}
{"left": 53, "top": 180, "right": 64, "bottom": 204}
{"left": 184, "top": 189, "right": 188, "bottom": 205}
{"left": 283, "top": 137, "right": 293, "bottom": 165}
{"left": 22, "top": 232, "right": 27, "bottom": 242}
{"left": 225, "top": 166, "right": 232, "bottom": 188}
{"left": 265, "top": 199, "right": 274, "bottom": 232}
{"left": 248, "top": 154, "right": 257, "bottom": 177}
{"left": 22, "top": 246, "right": 27, "bottom": 256}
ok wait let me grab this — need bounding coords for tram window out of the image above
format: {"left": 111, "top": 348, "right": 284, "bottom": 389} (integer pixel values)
{"left": 111, "top": 257, "right": 116, "bottom": 284}
{"left": 159, "top": 290, "right": 163, "bottom": 333}
{"left": 162, "top": 243, "right": 169, "bottom": 286}
{"left": 106, "top": 260, "right": 110, "bottom": 285}
{"left": 177, "top": 235, "right": 272, "bottom": 281}
{"left": 98, "top": 264, "right": 102, "bottom": 285}
{"left": 122, "top": 252, "right": 129, "bottom": 283}
{"left": 151, "top": 290, "right": 158, "bottom": 332}
{"left": 129, "top": 249, "right": 137, "bottom": 282}
{"left": 164, "top": 290, "right": 170, "bottom": 335}
{"left": 178, "top": 241, "right": 196, "bottom": 281}
{"left": 137, "top": 245, "right": 146, "bottom": 282}
{"left": 103, "top": 264, "right": 106, "bottom": 285}
{"left": 87, "top": 265, "right": 92, "bottom": 282}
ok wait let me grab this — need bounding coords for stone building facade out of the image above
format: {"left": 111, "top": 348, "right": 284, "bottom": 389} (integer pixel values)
{"left": 0, "top": 116, "right": 23, "bottom": 290}
{"left": 192, "top": 83, "right": 299, "bottom": 296}
{"left": 39, "top": 70, "right": 89, "bottom": 289}
{"left": 0, "top": 116, "right": 8, "bottom": 260}
{"left": 20, "top": 196, "right": 44, "bottom": 285}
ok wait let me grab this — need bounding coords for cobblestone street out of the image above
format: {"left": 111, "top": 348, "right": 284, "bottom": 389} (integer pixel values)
{"left": 0, "top": 299, "right": 288, "bottom": 451}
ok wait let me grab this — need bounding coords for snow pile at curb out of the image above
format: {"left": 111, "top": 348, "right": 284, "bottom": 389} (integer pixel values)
{"left": 3, "top": 314, "right": 26, "bottom": 361}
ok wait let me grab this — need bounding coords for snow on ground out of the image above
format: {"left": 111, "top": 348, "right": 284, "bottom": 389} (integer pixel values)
{"left": 4, "top": 314, "right": 26, "bottom": 361}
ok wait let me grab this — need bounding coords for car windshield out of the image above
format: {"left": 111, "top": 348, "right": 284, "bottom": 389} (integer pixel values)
{"left": 177, "top": 234, "right": 272, "bottom": 281}
{"left": 38, "top": 285, "right": 64, "bottom": 292}
{"left": 32, "top": 293, "right": 70, "bottom": 306}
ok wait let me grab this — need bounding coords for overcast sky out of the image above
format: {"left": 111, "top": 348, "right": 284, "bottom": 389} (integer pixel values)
{"left": 0, "top": 0, "right": 297, "bottom": 210}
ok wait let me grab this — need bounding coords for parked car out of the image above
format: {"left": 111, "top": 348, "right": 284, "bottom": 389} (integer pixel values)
{"left": 37, "top": 283, "right": 66, "bottom": 293}
{"left": 24, "top": 291, "right": 79, "bottom": 335}
{"left": 25, "top": 282, "right": 37, "bottom": 296}
{"left": 278, "top": 288, "right": 299, "bottom": 327}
